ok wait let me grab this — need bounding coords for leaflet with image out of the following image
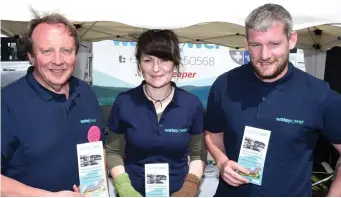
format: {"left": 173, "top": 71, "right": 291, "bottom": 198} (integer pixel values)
{"left": 77, "top": 141, "right": 109, "bottom": 197}
{"left": 145, "top": 163, "right": 169, "bottom": 197}
{"left": 237, "top": 126, "right": 271, "bottom": 186}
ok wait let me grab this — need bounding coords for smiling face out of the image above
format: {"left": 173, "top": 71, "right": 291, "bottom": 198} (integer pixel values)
{"left": 140, "top": 54, "right": 174, "bottom": 88}
{"left": 28, "top": 22, "right": 76, "bottom": 92}
{"left": 135, "top": 29, "right": 180, "bottom": 89}
{"left": 246, "top": 23, "right": 297, "bottom": 82}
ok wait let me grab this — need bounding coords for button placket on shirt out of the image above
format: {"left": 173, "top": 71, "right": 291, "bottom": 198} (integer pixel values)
{"left": 157, "top": 123, "right": 163, "bottom": 136}
{"left": 257, "top": 95, "right": 270, "bottom": 119}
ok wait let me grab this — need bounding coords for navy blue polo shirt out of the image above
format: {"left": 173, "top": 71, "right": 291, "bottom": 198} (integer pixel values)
{"left": 1, "top": 67, "right": 105, "bottom": 192}
{"left": 108, "top": 81, "right": 204, "bottom": 196}
{"left": 205, "top": 62, "right": 341, "bottom": 196}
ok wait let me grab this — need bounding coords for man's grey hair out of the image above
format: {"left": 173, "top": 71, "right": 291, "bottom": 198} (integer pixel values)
{"left": 245, "top": 3, "right": 293, "bottom": 38}
{"left": 21, "top": 8, "right": 80, "bottom": 57}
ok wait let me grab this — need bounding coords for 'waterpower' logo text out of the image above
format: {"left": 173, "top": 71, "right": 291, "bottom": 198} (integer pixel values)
{"left": 276, "top": 117, "right": 304, "bottom": 125}
{"left": 113, "top": 41, "right": 219, "bottom": 50}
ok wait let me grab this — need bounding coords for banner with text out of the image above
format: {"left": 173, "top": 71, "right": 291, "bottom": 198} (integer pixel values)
{"left": 92, "top": 40, "right": 305, "bottom": 107}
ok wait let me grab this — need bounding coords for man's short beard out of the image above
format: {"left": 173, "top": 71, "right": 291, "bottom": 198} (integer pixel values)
{"left": 253, "top": 54, "right": 289, "bottom": 80}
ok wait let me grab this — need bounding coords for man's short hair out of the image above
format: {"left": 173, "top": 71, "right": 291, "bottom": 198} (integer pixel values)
{"left": 245, "top": 3, "right": 293, "bottom": 38}
{"left": 21, "top": 10, "right": 80, "bottom": 56}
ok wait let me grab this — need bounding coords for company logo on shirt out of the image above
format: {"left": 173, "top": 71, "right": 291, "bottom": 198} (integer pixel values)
{"left": 164, "top": 128, "right": 188, "bottom": 133}
{"left": 276, "top": 117, "right": 304, "bottom": 125}
{"left": 80, "top": 119, "right": 97, "bottom": 124}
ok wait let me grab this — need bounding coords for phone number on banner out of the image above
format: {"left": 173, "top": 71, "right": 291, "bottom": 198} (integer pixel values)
{"left": 183, "top": 56, "right": 215, "bottom": 66}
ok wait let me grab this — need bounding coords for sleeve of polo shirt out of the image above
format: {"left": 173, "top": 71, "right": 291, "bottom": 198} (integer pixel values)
{"left": 321, "top": 88, "right": 341, "bottom": 144}
{"left": 108, "top": 95, "right": 124, "bottom": 134}
{"left": 190, "top": 98, "right": 205, "bottom": 135}
{"left": 204, "top": 78, "right": 225, "bottom": 133}
{"left": 1, "top": 101, "right": 18, "bottom": 174}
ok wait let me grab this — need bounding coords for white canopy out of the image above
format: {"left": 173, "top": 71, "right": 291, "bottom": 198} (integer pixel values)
{"left": 1, "top": 0, "right": 341, "bottom": 50}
